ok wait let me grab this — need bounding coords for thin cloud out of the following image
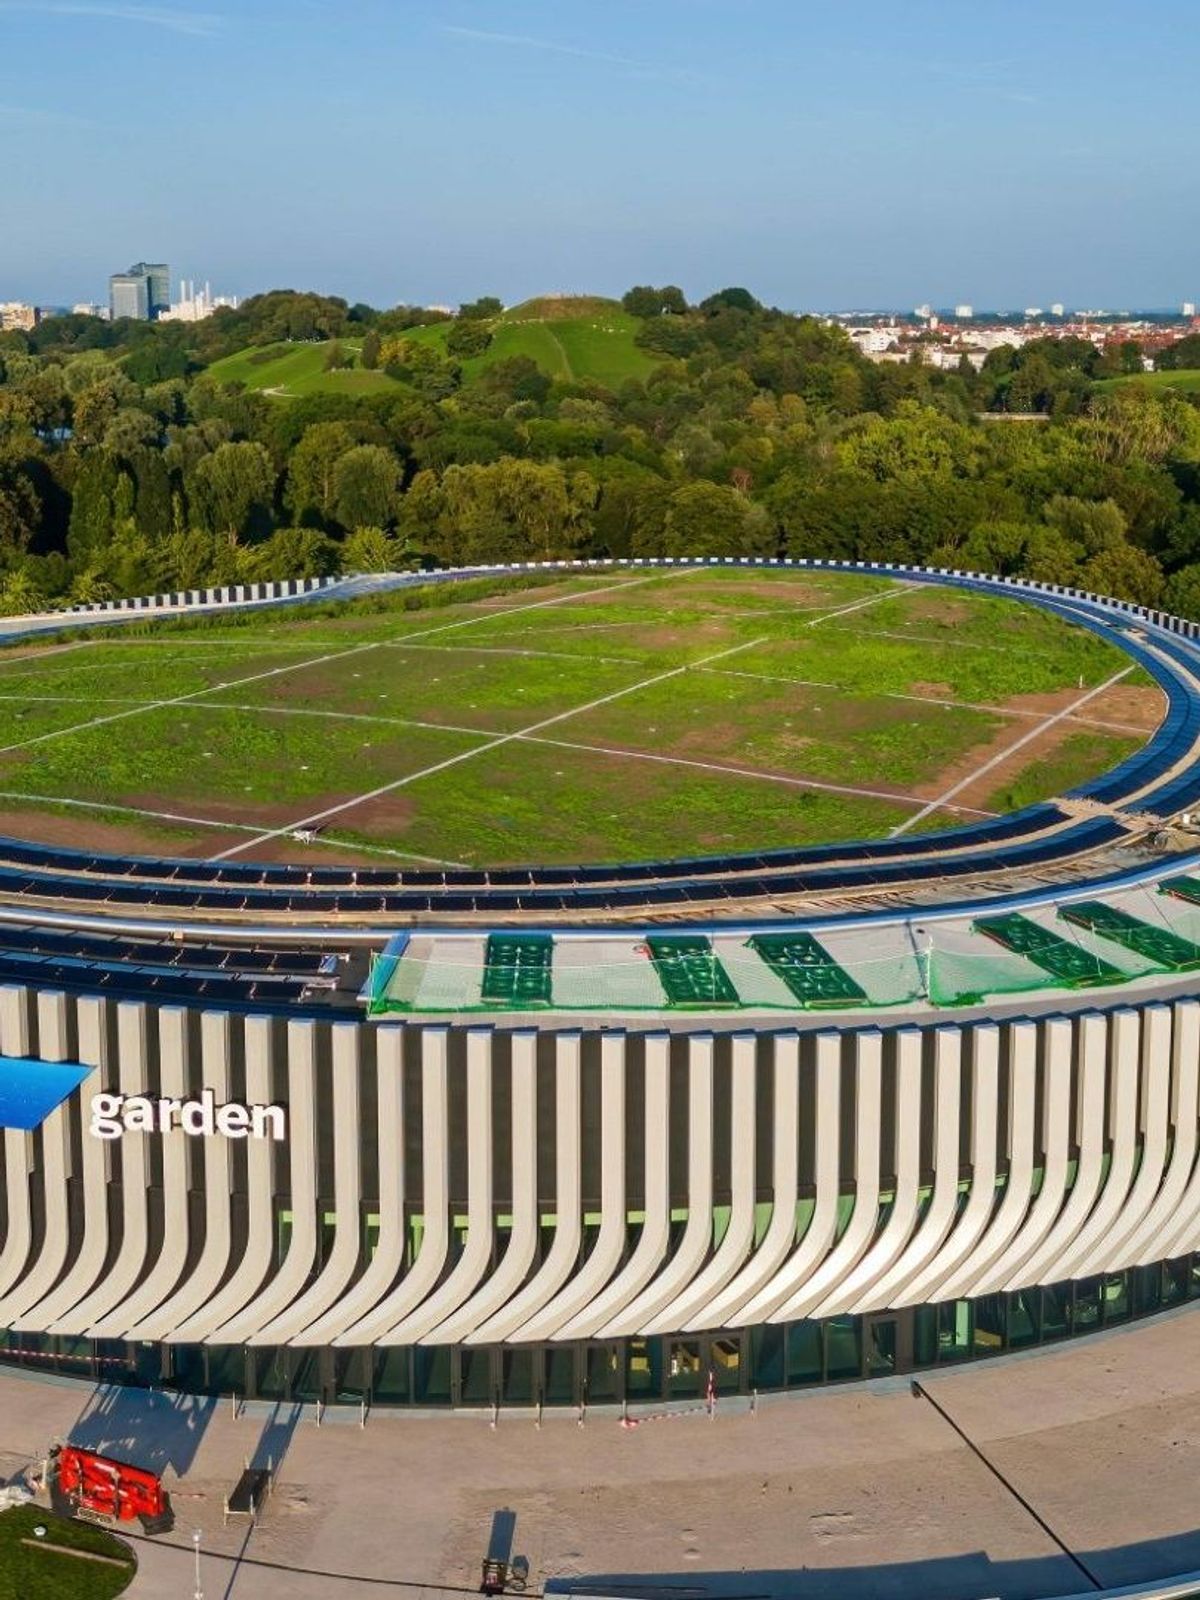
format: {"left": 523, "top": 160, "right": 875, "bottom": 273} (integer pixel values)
{"left": 443, "top": 24, "right": 695, "bottom": 81}
{"left": 0, "top": 2, "right": 219, "bottom": 36}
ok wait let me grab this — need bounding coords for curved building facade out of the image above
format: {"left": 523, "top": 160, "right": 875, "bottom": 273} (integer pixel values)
{"left": 2, "top": 559, "right": 1200, "bottom": 1409}
{"left": 3, "top": 986, "right": 1200, "bottom": 1407}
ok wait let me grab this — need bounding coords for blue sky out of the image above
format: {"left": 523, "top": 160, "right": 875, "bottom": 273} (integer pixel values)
{"left": 1, "top": 0, "right": 1197, "bottom": 310}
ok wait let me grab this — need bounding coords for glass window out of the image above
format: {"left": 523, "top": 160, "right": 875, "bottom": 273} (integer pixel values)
{"left": 544, "top": 1346, "right": 576, "bottom": 1406}
{"left": 973, "top": 1294, "right": 1005, "bottom": 1356}
{"left": 865, "top": 1319, "right": 897, "bottom": 1377}
{"left": 205, "top": 1345, "right": 245, "bottom": 1396}
{"left": 710, "top": 1336, "right": 742, "bottom": 1394}
{"left": 1042, "top": 1282, "right": 1069, "bottom": 1341}
{"left": 502, "top": 1349, "right": 534, "bottom": 1406}
{"left": 787, "top": 1323, "right": 822, "bottom": 1386}
{"left": 825, "top": 1316, "right": 861, "bottom": 1380}
{"left": 253, "top": 1348, "right": 290, "bottom": 1401}
{"left": 667, "top": 1339, "right": 705, "bottom": 1398}
{"left": 913, "top": 1306, "right": 938, "bottom": 1366}
{"left": 1190, "top": 1253, "right": 1200, "bottom": 1296}
{"left": 414, "top": 1345, "right": 452, "bottom": 1406}
{"left": 292, "top": 1349, "right": 321, "bottom": 1403}
{"left": 938, "top": 1302, "right": 971, "bottom": 1362}
{"left": 459, "top": 1347, "right": 493, "bottom": 1406}
{"left": 1163, "top": 1258, "right": 1189, "bottom": 1306}
{"left": 1102, "top": 1271, "right": 1129, "bottom": 1325}
{"left": 372, "top": 1348, "right": 410, "bottom": 1405}
{"left": 587, "top": 1344, "right": 620, "bottom": 1404}
{"left": 1073, "top": 1275, "right": 1101, "bottom": 1332}
{"left": 171, "top": 1344, "right": 209, "bottom": 1396}
{"left": 334, "top": 1349, "right": 367, "bottom": 1405}
{"left": 1131, "top": 1264, "right": 1161, "bottom": 1316}
{"left": 626, "top": 1338, "right": 662, "bottom": 1400}
{"left": 1007, "top": 1289, "right": 1040, "bottom": 1348}
{"left": 751, "top": 1324, "right": 785, "bottom": 1390}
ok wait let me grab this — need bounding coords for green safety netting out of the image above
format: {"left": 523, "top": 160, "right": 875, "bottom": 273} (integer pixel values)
{"left": 1060, "top": 901, "right": 1200, "bottom": 972}
{"left": 644, "top": 935, "right": 739, "bottom": 1007}
{"left": 359, "top": 886, "right": 1200, "bottom": 1017}
{"left": 480, "top": 934, "right": 554, "bottom": 1006}
{"left": 971, "top": 913, "right": 1126, "bottom": 989}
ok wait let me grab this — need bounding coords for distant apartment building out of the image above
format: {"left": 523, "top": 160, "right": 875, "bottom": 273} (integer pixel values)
{"left": 158, "top": 279, "right": 240, "bottom": 323}
{"left": 109, "top": 261, "right": 170, "bottom": 322}
{"left": 0, "top": 301, "right": 37, "bottom": 332}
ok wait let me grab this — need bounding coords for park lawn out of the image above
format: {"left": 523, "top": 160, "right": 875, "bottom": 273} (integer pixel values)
{"left": 736, "top": 602, "right": 1128, "bottom": 703}
{"left": 1095, "top": 369, "right": 1200, "bottom": 394}
{"left": 206, "top": 339, "right": 403, "bottom": 397}
{"left": 0, "top": 1506, "right": 135, "bottom": 1599}
{"left": 0, "top": 704, "right": 485, "bottom": 819}
{"left": 0, "top": 565, "right": 1144, "bottom": 867}
{"left": 340, "top": 736, "right": 919, "bottom": 865}
{"left": 223, "top": 643, "right": 664, "bottom": 733}
{"left": 0, "top": 642, "right": 306, "bottom": 707}
{"left": 984, "top": 730, "right": 1145, "bottom": 812}
{"left": 394, "top": 308, "right": 658, "bottom": 386}
{"left": 556, "top": 667, "right": 1008, "bottom": 791}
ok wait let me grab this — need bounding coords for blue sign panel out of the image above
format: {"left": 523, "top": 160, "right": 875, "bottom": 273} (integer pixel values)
{"left": 0, "top": 1056, "right": 94, "bottom": 1132}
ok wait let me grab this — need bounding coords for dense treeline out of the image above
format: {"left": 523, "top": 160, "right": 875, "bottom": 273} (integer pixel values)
{"left": 2, "top": 285, "right": 1200, "bottom": 618}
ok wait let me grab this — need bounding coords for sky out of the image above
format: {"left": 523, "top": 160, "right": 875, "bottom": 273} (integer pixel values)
{"left": 1, "top": 0, "right": 1198, "bottom": 311}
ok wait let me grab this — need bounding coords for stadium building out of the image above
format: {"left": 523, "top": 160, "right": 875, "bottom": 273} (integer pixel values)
{"left": 4, "top": 559, "right": 1200, "bottom": 1411}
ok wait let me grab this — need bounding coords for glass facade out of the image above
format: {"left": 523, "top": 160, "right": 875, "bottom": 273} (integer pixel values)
{"left": 2, "top": 1256, "right": 1197, "bottom": 1411}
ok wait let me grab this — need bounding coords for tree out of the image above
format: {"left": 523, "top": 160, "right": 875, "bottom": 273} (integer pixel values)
{"left": 458, "top": 296, "right": 503, "bottom": 321}
{"left": 1081, "top": 544, "right": 1163, "bottom": 606}
{"left": 286, "top": 422, "right": 357, "bottom": 525}
{"left": 1164, "top": 563, "right": 1200, "bottom": 620}
{"left": 622, "top": 285, "right": 689, "bottom": 318}
{"left": 324, "top": 341, "right": 352, "bottom": 372}
{"left": 0, "top": 566, "right": 47, "bottom": 616}
{"left": 332, "top": 445, "right": 400, "bottom": 531}
{"left": 446, "top": 320, "right": 494, "bottom": 359}
{"left": 661, "top": 481, "right": 774, "bottom": 558}
{"left": 0, "top": 470, "right": 40, "bottom": 560}
{"left": 360, "top": 329, "right": 382, "bottom": 371}
{"left": 188, "top": 441, "right": 276, "bottom": 538}
{"left": 699, "top": 287, "right": 762, "bottom": 315}
{"left": 417, "top": 459, "right": 594, "bottom": 565}
{"left": 239, "top": 526, "right": 340, "bottom": 580}
{"left": 341, "top": 525, "right": 399, "bottom": 573}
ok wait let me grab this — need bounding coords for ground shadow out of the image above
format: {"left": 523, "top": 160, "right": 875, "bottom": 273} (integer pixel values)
{"left": 246, "top": 1400, "right": 303, "bottom": 1474}
{"left": 67, "top": 1382, "right": 217, "bottom": 1475}
{"left": 548, "top": 1528, "right": 1200, "bottom": 1600}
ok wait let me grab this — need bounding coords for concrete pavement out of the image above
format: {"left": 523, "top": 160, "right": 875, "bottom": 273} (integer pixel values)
{"left": 2, "top": 1308, "right": 1200, "bottom": 1599}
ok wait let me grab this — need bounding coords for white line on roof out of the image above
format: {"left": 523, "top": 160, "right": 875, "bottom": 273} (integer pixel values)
{"left": 0, "top": 571, "right": 672, "bottom": 759}
{"left": 0, "top": 791, "right": 468, "bottom": 868}
{"left": 210, "top": 581, "right": 918, "bottom": 861}
{"left": 891, "top": 666, "right": 1136, "bottom": 837}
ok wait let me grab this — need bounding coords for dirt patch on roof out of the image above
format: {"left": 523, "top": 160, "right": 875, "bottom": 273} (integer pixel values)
{"left": 1078, "top": 681, "right": 1166, "bottom": 732}
{"left": 0, "top": 804, "right": 214, "bottom": 858}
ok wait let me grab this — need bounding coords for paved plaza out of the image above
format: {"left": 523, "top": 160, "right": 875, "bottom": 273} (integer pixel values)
{"left": 2, "top": 1308, "right": 1200, "bottom": 1598}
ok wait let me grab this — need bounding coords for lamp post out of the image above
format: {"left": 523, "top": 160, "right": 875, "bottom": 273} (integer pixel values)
{"left": 192, "top": 1528, "right": 203, "bottom": 1600}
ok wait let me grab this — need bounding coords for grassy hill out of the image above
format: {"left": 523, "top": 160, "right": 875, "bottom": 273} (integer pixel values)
{"left": 1094, "top": 369, "right": 1200, "bottom": 394}
{"left": 207, "top": 296, "right": 659, "bottom": 398}
{"left": 205, "top": 339, "right": 402, "bottom": 398}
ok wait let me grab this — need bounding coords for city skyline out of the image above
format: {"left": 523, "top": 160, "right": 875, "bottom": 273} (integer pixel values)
{"left": 1, "top": 0, "right": 1198, "bottom": 309}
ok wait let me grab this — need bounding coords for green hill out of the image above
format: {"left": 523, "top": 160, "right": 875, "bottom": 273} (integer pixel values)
{"left": 208, "top": 296, "right": 659, "bottom": 398}
{"left": 205, "top": 339, "right": 403, "bottom": 398}
{"left": 1094, "top": 369, "right": 1200, "bottom": 394}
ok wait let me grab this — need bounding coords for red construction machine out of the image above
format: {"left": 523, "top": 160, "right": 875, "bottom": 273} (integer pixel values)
{"left": 47, "top": 1443, "right": 175, "bottom": 1533}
